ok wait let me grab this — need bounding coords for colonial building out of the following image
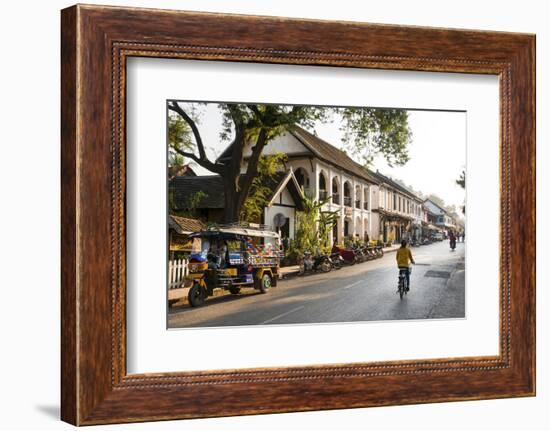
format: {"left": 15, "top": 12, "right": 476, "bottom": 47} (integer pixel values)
{"left": 369, "top": 171, "right": 424, "bottom": 244}
{"left": 218, "top": 126, "right": 378, "bottom": 245}
{"left": 170, "top": 126, "right": 460, "bottom": 247}
{"left": 423, "top": 199, "right": 457, "bottom": 235}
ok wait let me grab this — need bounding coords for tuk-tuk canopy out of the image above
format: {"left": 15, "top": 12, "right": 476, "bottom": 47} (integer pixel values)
{"left": 188, "top": 225, "right": 280, "bottom": 240}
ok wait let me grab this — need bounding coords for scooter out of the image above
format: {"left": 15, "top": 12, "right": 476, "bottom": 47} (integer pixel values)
{"left": 329, "top": 251, "right": 345, "bottom": 269}
{"left": 450, "top": 238, "right": 457, "bottom": 251}
{"left": 299, "top": 251, "right": 333, "bottom": 274}
{"left": 351, "top": 246, "right": 368, "bottom": 263}
{"left": 331, "top": 245, "right": 357, "bottom": 265}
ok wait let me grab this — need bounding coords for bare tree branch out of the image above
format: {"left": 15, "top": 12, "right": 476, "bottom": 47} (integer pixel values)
{"left": 168, "top": 102, "right": 208, "bottom": 160}
{"left": 168, "top": 102, "right": 224, "bottom": 174}
{"left": 170, "top": 139, "right": 224, "bottom": 175}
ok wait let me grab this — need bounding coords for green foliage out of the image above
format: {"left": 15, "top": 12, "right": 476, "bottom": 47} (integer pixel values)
{"left": 168, "top": 113, "right": 194, "bottom": 167}
{"left": 169, "top": 101, "right": 413, "bottom": 223}
{"left": 456, "top": 170, "right": 466, "bottom": 189}
{"left": 168, "top": 190, "right": 208, "bottom": 218}
{"left": 187, "top": 190, "right": 207, "bottom": 210}
{"left": 292, "top": 194, "right": 338, "bottom": 256}
{"left": 215, "top": 104, "right": 411, "bottom": 168}
{"left": 240, "top": 153, "right": 288, "bottom": 222}
{"left": 318, "top": 209, "right": 339, "bottom": 253}
{"left": 218, "top": 104, "right": 331, "bottom": 143}
{"left": 456, "top": 170, "right": 466, "bottom": 214}
{"left": 338, "top": 108, "right": 411, "bottom": 167}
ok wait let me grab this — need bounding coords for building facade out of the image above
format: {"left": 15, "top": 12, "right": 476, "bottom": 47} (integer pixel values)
{"left": 423, "top": 199, "right": 457, "bottom": 236}
{"left": 221, "top": 126, "right": 378, "bottom": 246}
{"left": 370, "top": 171, "right": 424, "bottom": 244}
{"left": 171, "top": 126, "right": 463, "bottom": 248}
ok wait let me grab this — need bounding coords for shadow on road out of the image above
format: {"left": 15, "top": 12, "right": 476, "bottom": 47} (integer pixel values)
{"left": 169, "top": 290, "right": 264, "bottom": 315}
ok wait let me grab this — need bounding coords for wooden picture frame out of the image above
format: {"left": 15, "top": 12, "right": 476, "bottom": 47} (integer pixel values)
{"left": 61, "top": 4, "right": 535, "bottom": 425}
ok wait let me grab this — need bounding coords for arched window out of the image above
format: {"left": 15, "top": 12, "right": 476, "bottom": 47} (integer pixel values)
{"left": 343, "top": 181, "right": 352, "bottom": 207}
{"left": 364, "top": 187, "right": 369, "bottom": 210}
{"left": 332, "top": 177, "right": 340, "bottom": 205}
{"left": 319, "top": 172, "right": 327, "bottom": 200}
{"left": 355, "top": 185, "right": 361, "bottom": 209}
{"left": 294, "top": 168, "right": 309, "bottom": 190}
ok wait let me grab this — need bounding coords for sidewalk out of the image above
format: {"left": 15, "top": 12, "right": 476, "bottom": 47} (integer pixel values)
{"left": 278, "top": 244, "right": 400, "bottom": 278}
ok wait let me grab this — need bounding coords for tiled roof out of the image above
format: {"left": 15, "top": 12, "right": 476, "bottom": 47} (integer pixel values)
{"left": 169, "top": 170, "right": 304, "bottom": 211}
{"left": 168, "top": 164, "right": 196, "bottom": 180}
{"left": 423, "top": 198, "right": 448, "bottom": 214}
{"left": 290, "top": 126, "right": 379, "bottom": 184}
{"left": 368, "top": 170, "right": 423, "bottom": 201}
{"left": 169, "top": 175, "right": 225, "bottom": 209}
{"left": 168, "top": 215, "right": 205, "bottom": 234}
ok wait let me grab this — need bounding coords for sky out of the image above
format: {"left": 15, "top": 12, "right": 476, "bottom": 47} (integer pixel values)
{"left": 171, "top": 103, "right": 466, "bottom": 212}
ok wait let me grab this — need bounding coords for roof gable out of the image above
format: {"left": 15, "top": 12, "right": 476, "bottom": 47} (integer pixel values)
{"left": 266, "top": 169, "right": 305, "bottom": 211}
{"left": 169, "top": 170, "right": 305, "bottom": 212}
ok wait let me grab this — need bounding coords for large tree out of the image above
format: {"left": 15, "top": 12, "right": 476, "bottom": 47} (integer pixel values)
{"left": 168, "top": 102, "right": 412, "bottom": 223}
{"left": 456, "top": 169, "right": 466, "bottom": 214}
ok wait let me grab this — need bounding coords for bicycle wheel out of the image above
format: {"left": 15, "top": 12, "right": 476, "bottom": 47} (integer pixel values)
{"left": 398, "top": 278, "right": 404, "bottom": 300}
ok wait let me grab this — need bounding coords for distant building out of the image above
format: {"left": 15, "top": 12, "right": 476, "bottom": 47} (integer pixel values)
{"left": 423, "top": 199, "right": 457, "bottom": 235}
{"left": 369, "top": 171, "right": 424, "bottom": 244}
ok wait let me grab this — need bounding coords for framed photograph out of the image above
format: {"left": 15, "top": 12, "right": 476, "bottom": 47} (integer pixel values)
{"left": 61, "top": 4, "right": 535, "bottom": 425}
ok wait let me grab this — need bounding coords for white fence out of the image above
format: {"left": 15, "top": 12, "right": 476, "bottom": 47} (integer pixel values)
{"left": 168, "top": 258, "right": 189, "bottom": 289}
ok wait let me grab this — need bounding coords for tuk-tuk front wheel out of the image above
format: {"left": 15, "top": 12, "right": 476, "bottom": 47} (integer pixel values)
{"left": 188, "top": 283, "right": 206, "bottom": 307}
{"left": 259, "top": 273, "right": 272, "bottom": 293}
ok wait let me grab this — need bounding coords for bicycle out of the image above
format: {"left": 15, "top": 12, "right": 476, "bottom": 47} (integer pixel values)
{"left": 397, "top": 267, "right": 410, "bottom": 300}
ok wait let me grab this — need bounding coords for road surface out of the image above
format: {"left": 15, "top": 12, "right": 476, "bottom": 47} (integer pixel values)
{"left": 168, "top": 240, "right": 465, "bottom": 328}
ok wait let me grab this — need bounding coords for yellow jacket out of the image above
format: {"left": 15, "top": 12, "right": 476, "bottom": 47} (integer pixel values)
{"left": 396, "top": 247, "right": 414, "bottom": 267}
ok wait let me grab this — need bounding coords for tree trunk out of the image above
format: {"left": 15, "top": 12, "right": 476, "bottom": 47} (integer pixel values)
{"left": 222, "top": 182, "right": 241, "bottom": 223}
{"left": 220, "top": 128, "right": 265, "bottom": 224}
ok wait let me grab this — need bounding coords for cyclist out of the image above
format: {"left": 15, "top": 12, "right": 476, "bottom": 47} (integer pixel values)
{"left": 396, "top": 240, "right": 415, "bottom": 291}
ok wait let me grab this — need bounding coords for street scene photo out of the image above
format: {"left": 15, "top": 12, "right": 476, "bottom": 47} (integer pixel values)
{"left": 166, "top": 101, "right": 466, "bottom": 328}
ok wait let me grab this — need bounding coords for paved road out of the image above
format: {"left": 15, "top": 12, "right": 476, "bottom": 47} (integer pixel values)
{"left": 168, "top": 241, "right": 465, "bottom": 328}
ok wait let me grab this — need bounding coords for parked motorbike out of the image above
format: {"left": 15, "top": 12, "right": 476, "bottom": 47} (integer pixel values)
{"left": 329, "top": 252, "right": 345, "bottom": 270}
{"left": 373, "top": 245, "right": 384, "bottom": 258}
{"left": 410, "top": 238, "right": 420, "bottom": 247}
{"left": 331, "top": 245, "right": 357, "bottom": 265}
{"left": 351, "top": 246, "right": 368, "bottom": 263}
{"left": 298, "top": 251, "right": 333, "bottom": 274}
{"left": 363, "top": 246, "right": 377, "bottom": 261}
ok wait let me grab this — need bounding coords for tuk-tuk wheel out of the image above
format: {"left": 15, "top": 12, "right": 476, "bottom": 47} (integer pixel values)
{"left": 229, "top": 286, "right": 241, "bottom": 295}
{"left": 188, "top": 283, "right": 206, "bottom": 307}
{"left": 259, "top": 273, "right": 272, "bottom": 293}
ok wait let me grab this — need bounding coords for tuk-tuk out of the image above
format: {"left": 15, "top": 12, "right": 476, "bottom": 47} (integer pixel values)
{"left": 185, "top": 224, "right": 282, "bottom": 307}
